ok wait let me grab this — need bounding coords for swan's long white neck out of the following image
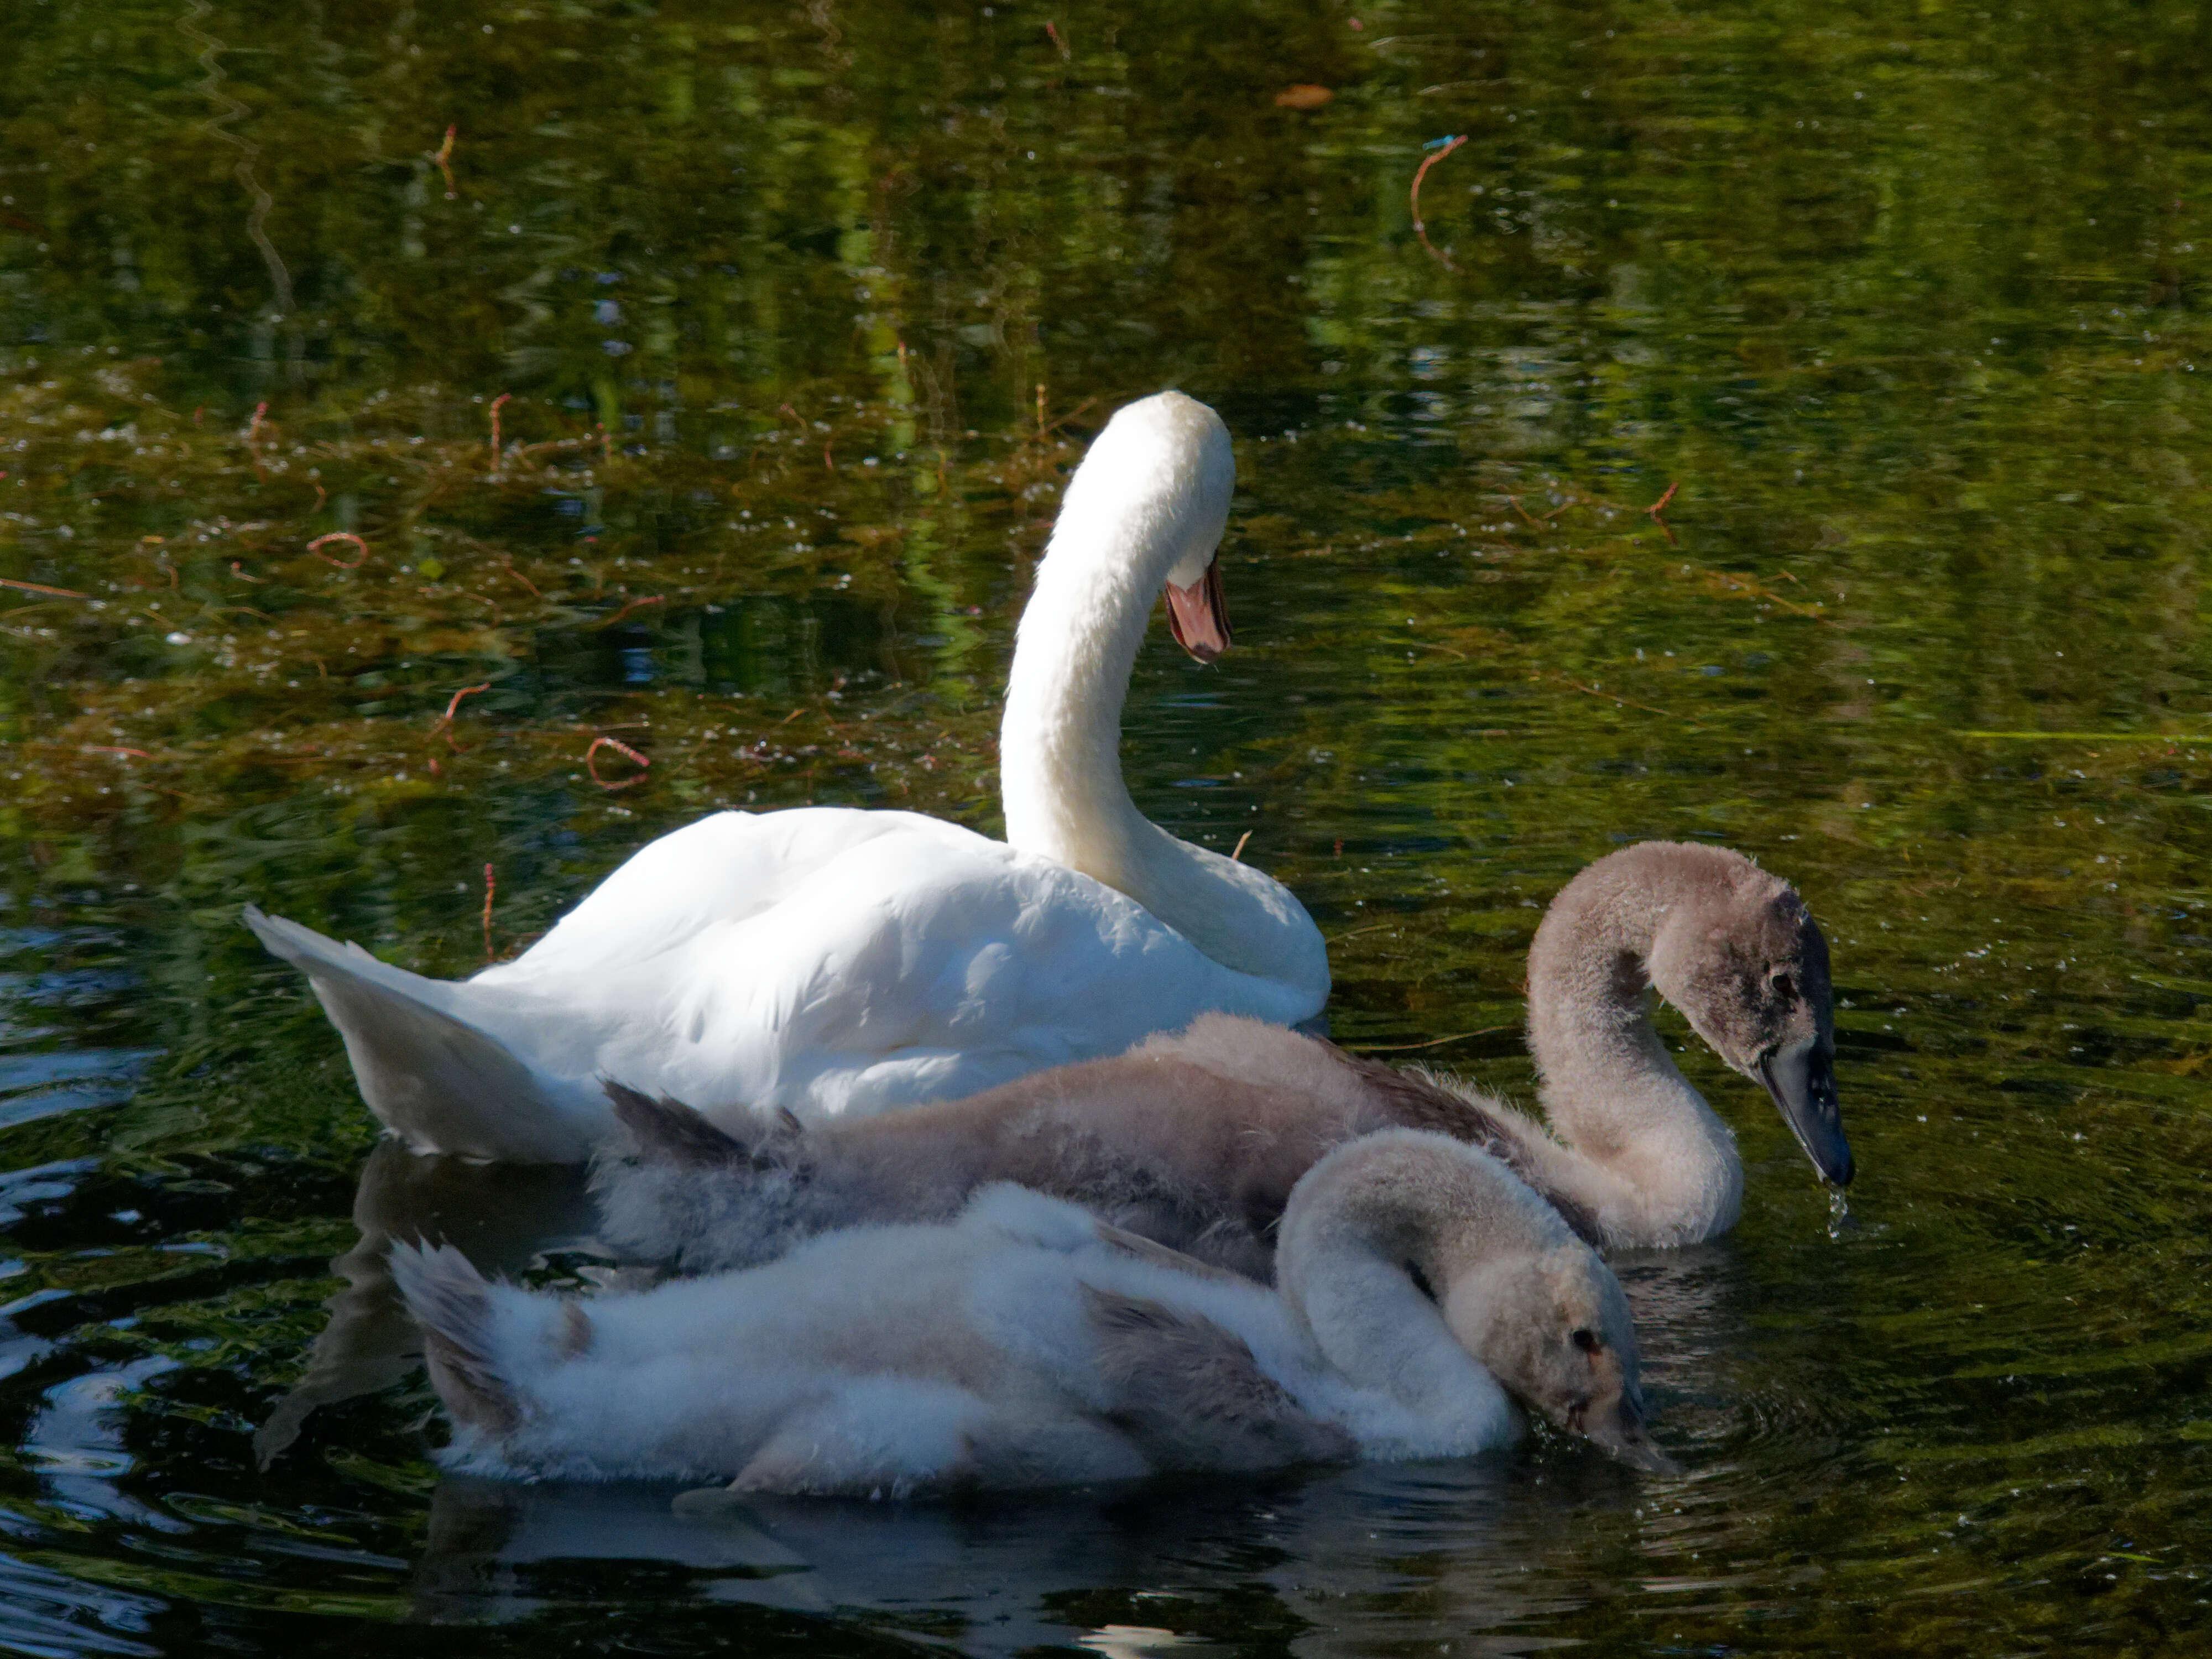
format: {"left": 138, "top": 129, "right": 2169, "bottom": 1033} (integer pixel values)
{"left": 998, "top": 495, "right": 1176, "bottom": 895}
{"left": 1524, "top": 873, "right": 1743, "bottom": 1246}
{"left": 999, "top": 392, "right": 1322, "bottom": 986}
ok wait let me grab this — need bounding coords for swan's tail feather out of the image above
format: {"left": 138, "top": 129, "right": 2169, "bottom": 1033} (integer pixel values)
{"left": 389, "top": 1242, "right": 528, "bottom": 1437}
{"left": 243, "top": 905, "right": 591, "bottom": 1162}
{"left": 603, "top": 1079, "right": 758, "bottom": 1169}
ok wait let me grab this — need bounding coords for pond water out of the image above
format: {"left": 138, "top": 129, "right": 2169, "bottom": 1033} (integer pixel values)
{"left": 3, "top": 0, "right": 2211, "bottom": 1651}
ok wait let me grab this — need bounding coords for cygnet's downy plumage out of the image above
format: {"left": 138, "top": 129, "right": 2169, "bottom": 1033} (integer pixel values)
{"left": 593, "top": 841, "right": 1850, "bottom": 1265}
{"left": 393, "top": 1131, "right": 1669, "bottom": 1494}
{"left": 589, "top": 1015, "right": 1537, "bottom": 1281}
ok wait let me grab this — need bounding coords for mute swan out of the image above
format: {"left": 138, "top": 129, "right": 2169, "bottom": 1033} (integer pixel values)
{"left": 390, "top": 1130, "right": 1672, "bottom": 1493}
{"left": 244, "top": 392, "right": 1329, "bottom": 1161}
{"left": 593, "top": 841, "right": 1849, "bottom": 1264}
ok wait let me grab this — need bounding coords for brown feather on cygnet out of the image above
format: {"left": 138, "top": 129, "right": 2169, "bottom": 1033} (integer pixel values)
{"left": 592, "top": 840, "right": 1851, "bottom": 1271}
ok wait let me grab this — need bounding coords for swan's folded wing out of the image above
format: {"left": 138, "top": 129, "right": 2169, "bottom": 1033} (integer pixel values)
{"left": 1082, "top": 1286, "right": 1355, "bottom": 1470}
{"left": 607, "top": 825, "right": 1333, "bottom": 1122}
{"left": 1089, "top": 1219, "right": 1250, "bottom": 1286}
{"left": 473, "top": 808, "right": 973, "bottom": 988}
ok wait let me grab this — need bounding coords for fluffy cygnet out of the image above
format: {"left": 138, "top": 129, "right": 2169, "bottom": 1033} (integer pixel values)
{"left": 393, "top": 1131, "right": 1670, "bottom": 1495}
{"left": 593, "top": 841, "right": 1849, "bottom": 1265}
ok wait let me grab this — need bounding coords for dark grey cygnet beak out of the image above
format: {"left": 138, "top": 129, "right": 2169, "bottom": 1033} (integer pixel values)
{"left": 1581, "top": 1391, "right": 1682, "bottom": 1477}
{"left": 1757, "top": 1035, "right": 1854, "bottom": 1188}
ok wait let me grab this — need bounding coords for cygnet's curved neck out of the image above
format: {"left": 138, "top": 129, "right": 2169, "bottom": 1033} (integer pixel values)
{"left": 1525, "top": 859, "right": 1742, "bottom": 1244}
{"left": 1276, "top": 1147, "right": 1523, "bottom": 1448}
{"left": 998, "top": 394, "right": 1323, "bottom": 987}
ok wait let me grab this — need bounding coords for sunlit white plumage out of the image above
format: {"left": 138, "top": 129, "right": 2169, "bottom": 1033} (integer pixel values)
{"left": 391, "top": 1131, "right": 1665, "bottom": 1494}
{"left": 244, "top": 392, "right": 1328, "bottom": 1160}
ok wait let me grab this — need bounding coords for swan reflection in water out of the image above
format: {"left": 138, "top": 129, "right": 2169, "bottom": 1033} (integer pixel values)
{"left": 258, "top": 1142, "right": 1782, "bottom": 1652}
{"left": 253, "top": 1141, "right": 601, "bottom": 1467}
{"left": 410, "top": 1461, "right": 1655, "bottom": 1652}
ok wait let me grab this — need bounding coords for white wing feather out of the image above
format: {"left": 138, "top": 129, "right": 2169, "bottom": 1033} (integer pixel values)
{"left": 249, "top": 809, "right": 1326, "bottom": 1159}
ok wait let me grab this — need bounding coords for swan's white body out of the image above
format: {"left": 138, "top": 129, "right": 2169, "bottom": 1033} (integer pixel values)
{"left": 246, "top": 393, "right": 1328, "bottom": 1160}
{"left": 393, "top": 1133, "right": 1659, "bottom": 1493}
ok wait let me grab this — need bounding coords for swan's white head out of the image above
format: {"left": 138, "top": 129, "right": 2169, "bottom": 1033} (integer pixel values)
{"left": 1047, "top": 389, "right": 1236, "bottom": 660}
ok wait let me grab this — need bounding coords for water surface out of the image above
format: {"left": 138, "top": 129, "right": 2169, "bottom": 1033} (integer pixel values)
{"left": 3, "top": 0, "right": 2211, "bottom": 1651}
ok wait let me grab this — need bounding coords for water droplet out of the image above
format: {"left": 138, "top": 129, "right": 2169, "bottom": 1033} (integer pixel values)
{"left": 1827, "top": 1186, "right": 1860, "bottom": 1239}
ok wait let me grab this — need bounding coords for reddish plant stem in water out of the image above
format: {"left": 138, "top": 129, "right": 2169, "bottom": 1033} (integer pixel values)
{"left": 307, "top": 532, "right": 369, "bottom": 568}
{"left": 0, "top": 577, "right": 90, "bottom": 599}
{"left": 585, "top": 734, "right": 650, "bottom": 789}
{"left": 481, "top": 862, "right": 497, "bottom": 961}
{"left": 595, "top": 593, "right": 665, "bottom": 630}
{"left": 430, "top": 682, "right": 492, "bottom": 752}
{"left": 488, "top": 392, "right": 512, "bottom": 469}
{"left": 1349, "top": 1026, "right": 1510, "bottom": 1055}
{"left": 1037, "top": 397, "right": 1098, "bottom": 439}
{"left": 1410, "top": 135, "right": 1468, "bottom": 270}
{"left": 247, "top": 401, "right": 269, "bottom": 481}
{"left": 1551, "top": 673, "right": 1691, "bottom": 724}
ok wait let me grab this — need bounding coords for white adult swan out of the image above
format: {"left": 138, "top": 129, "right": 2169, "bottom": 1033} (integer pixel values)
{"left": 390, "top": 1130, "right": 1671, "bottom": 1493}
{"left": 244, "top": 392, "right": 1329, "bottom": 1161}
{"left": 593, "top": 841, "right": 1851, "bottom": 1264}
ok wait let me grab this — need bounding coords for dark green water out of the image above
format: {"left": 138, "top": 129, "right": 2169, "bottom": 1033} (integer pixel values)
{"left": 3, "top": 0, "right": 2212, "bottom": 1651}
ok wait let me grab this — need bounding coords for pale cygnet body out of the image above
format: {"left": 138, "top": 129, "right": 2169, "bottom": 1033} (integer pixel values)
{"left": 391, "top": 1131, "right": 1667, "bottom": 1494}
{"left": 593, "top": 841, "right": 1850, "bottom": 1267}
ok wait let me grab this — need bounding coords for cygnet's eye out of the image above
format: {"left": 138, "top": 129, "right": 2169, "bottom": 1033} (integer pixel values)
{"left": 1768, "top": 969, "right": 1797, "bottom": 1005}
{"left": 1571, "top": 1327, "right": 1600, "bottom": 1355}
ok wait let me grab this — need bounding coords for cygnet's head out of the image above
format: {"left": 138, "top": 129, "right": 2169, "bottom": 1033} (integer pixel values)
{"left": 1637, "top": 847, "right": 1852, "bottom": 1189}
{"left": 1441, "top": 1245, "right": 1673, "bottom": 1474}
{"left": 1057, "top": 389, "right": 1236, "bottom": 660}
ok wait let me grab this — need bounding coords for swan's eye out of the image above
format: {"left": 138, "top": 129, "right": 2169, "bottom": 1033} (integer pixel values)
{"left": 1770, "top": 971, "right": 1797, "bottom": 1005}
{"left": 1571, "top": 1327, "right": 1600, "bottom": 1354}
